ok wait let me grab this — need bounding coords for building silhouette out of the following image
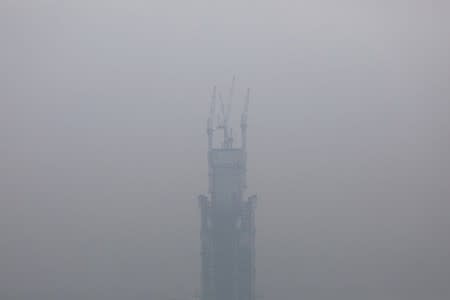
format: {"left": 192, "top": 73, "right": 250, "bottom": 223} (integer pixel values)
{"left": 198, "top": 83, "right": 256, "bottom": 300}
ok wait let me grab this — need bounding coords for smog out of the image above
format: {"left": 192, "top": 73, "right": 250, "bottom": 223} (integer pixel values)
{"left": 1, "top": 1, "right": 450, "bottom": 300}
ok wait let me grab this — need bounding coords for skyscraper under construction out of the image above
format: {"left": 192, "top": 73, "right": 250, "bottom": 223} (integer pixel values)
{"left": 198, "top": 82, "right": 256, "bottom": 300}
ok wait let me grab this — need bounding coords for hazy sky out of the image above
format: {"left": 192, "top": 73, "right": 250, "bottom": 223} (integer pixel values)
{"left": 1, "top": 1, "right": 450, "bottom": 300}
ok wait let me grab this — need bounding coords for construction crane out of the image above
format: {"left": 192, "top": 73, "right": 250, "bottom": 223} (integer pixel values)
{"left": 208, "top": 77, "right": 250, "bottom": 150}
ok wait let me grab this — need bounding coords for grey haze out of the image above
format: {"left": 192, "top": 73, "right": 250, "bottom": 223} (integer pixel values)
{"left": 1, "top": 1, "right": 450, "bottom": 300}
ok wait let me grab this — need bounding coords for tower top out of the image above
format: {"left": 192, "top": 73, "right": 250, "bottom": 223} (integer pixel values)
{"left": 207, "top": 77, "right": 250, "bottom": 150}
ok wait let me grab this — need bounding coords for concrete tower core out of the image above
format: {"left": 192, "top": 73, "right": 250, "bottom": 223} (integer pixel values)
{"left": 199, "top": 82, "right": 256, "bottom": 300}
